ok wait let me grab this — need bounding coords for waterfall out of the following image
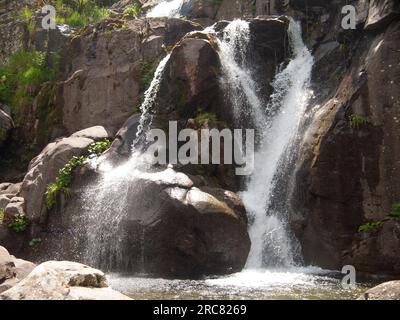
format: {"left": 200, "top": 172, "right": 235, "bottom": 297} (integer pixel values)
{"left": 240, "top": 19, "right": 314, "bottom": 269}
{"left": 135, "top": 54, "right": 171, "bottom": 146}
{"left": 216, "top": 20, "right": 265, "bottom": 129}
{"left": 146, "top": 0, "right": 194, "bottom": 18}
{"left": 77, "top": 54, "right": 172, "bottom": 271}
{"left": 76, "top": 18, "right": 313, "bottom": 274}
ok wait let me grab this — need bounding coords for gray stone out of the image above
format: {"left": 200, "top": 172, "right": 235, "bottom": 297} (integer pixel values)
{"left": 358, "top": 281, "right": 400, "bottom": 300}
{"left": 0, "top": 261, "right": 131, "bottom": 300}
{"left": 365, "top": 0, "right": 400, "bottom": 31}
{"left": 20, "top": 126, "right": 112, "bottom": 221}
{"left": 0, "top": 246, "right": 35, "bottom": 294}
{"left": 4, "top": 197, "right": 25, "bottom": 216}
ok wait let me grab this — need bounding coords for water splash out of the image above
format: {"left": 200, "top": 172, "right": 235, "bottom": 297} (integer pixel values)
{"left": 146, "top": 0, "right": 194, "bottom": 18}
{"left": 213, "top": 20, "right": 265, "bottom": 129}
{"left": 241, "top": 18, "right": 314, "bottom": 269}
{"left": 135, "top": 54, "right": 171, "bottom": 146}
{"left": 77, "top": 54, "right": 172, "bottom": 271}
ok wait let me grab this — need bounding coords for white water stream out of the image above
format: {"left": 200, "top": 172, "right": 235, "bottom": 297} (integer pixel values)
{"left": 72, "top": 13, "right": 373, "bottom": 298}
{"left": 214, "top": 18, "right": 314, "bottom": 269}
{"left": 146, "top": 0, "right": 193, "bottom": 18}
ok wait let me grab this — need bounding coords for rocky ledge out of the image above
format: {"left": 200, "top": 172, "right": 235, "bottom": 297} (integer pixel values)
{"left": 0, "top": 246, "right": 131, "bottom": 300}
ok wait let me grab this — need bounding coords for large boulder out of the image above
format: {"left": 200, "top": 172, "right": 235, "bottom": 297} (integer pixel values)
{"left": 30, "top": 167, "right": 250, "bottom": 278}
{"left": 20, "top": 126, "right": 113, "bottom": 222}
{"left": 0, "top": 260, "right": 131, "bottom": 300}
{"left": 358, "top": 281, "right": 400, "bottom": 300}
{"left": 0, "top": 246, "right": 36, "bottom": 294}
{"left": 365, "top": 0, "right": 400, "bottom": 31}
{"left": 291, "top": 17, "right": 400, "bottom": 274}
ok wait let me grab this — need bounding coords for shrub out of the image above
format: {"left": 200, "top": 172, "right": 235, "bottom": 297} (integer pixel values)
{"left": 0, "top": 208, "right": 5, "bottom": 224}
{"left": 29, "top": 237, "right": 42, "bottom": 248}
{"left": 0, "top": 49, "right": 58, "bottom": 122}
{"left": 123, "top": 2, "right": 141, "bottom": 18}
{"left": 359, "top": 203, "right": 400, "bottom": 232}
{"left": 349, "top": 114, "right": 367, "bottom": 129}
{"left": 51, "top": 0, "right": 110, "bottom": 29}
{"left": 45, "top": 139, "right": 111, "bottom": 209}
{"left": 195, "top": 112, "right": 218, "bottom": 124}
{"left": 45, "top": 155, "right": 86, "bottom": 209}
{"left": 250, "top": 3, "right": 256, "bottom": 15}
{"left": 87, "top": 138, "right": 111, "bottom": 155}
{"left": 8, "top": 214, "right": 28, "bottom": 232}
{"left": 140, "top": 59, "right": 155, "bottom": 91}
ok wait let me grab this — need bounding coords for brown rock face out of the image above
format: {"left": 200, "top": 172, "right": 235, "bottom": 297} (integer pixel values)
{"left": 60, "top": 18, "right": 201, "bottom": 135}
{"left": 291, "top": 17, "right": 400, "bottom": 274}
{"left": 365, "top": 0, "right": 400, "bottom": 31}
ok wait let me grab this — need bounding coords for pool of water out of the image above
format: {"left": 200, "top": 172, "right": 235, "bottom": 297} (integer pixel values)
{"left": 107, "top": 267, "right": 376, "bottom": 300}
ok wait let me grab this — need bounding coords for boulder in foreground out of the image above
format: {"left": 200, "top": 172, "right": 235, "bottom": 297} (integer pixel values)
{"left": 358, "top": 281, "right": 400, "bottom": 300}
{"left": 0, "top": 260, "right": 131, "bottom": 300}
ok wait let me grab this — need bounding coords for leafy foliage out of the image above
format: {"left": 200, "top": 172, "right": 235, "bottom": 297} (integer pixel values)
{"left": 195, "top": 112, "right": 218, "bottom": 124}
{"left": 0, "top": 49, "right": 59, "bottom": 124}
{"left": 52, "top": 0, "right": 110, "bottom": 28}
{"left": 349, "top": 114, "right": 367, "bottom": 129}
{"left": 0, "top": 208, "right": 5, "bottom": 224}
{"left": 29, "top": 237, "right": 42, "bottom": 248}
{"left": 359, "top": 203, "right": 400, "bottom": 232}
{"left": 123, "top": 1, "right": 142, "bottom": 18}
{"left": 45, "top": 139, "right": 111, "bottom": 209}
{"left": 87, "top": 138, "right": 111, "bottom": 155}
{"left": 140, "top": 59, "right": 155, "bottom": 91}
{"left": 45, "top": 156, "right": 86, "bottom": 209}
{"left": 250, "top": 3, "right": 256, "bottom": 15}
{"left": 8, "top": 214, "right": 28, "bottom": 233}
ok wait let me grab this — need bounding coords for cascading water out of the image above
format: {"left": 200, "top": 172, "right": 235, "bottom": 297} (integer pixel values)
{"left": 146, "top": 0, "right": 194, "bottom": 18}
{"left": 215, "top": 20, "right": 265, "bottom": 129}
{"left": 76, "top": 17, "right": 370, "bottom": 299}
{"left": 240, "top": 19, "right": 314, "bottom": 269}
{"left": 77, "top": 54, "right": 172, "bottom": 271}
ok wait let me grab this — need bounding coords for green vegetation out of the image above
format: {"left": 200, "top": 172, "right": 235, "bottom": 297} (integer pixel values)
{"left": 45, "top": 155, "right": 86, "bottom": 209}
{"left": 349, "top": 114, "right": 367, "bottom": 129}
{"left": 0, "top": 49, "right": 59, "bottom": 125}
{"left": 51, "top": 0, "right": 110, "bottom": 29}
{"left": 88, "top": 138, "right": 112, "bottom": 155}
{"left": 195, "top": 112, "right": 218, "bottom": 124}
{"left": 250, "top": 3, "right": 257, "bottom": 15}
{"left": 175, "top": 80, "right": 189, "bottom": 117}
{"left": 8, "top": 214, "right": 28, "bottom": 232}
{"left": 359, "top": 203, "right": 400, "bottom": 232}
{"left": 212, "top": 0, "right": 223, "bottom": 5}
{"left": 19, "top": 6, "right": 35, "bottom": 33}
{"left": 45, "top": 139, "right": 111, "bottom": 209}
{"left": 29, "top": 237, "right": 42, "bottom": 248}
{"left": 140, "top": 59, "right": 155, "bottom": 91}
{"left": 0, "top": 208, "right": 5, "bottom": 224}
{"left": 123, "top": 1, "right": 142, "bottom": 18}
{"left": 0, "top": 128, "right": 6, "bottom": 145}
